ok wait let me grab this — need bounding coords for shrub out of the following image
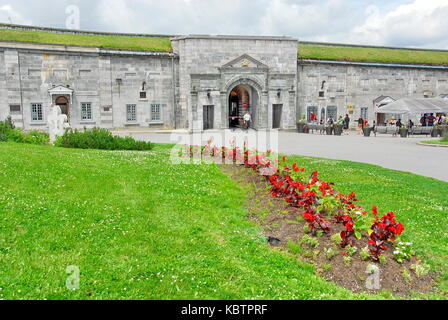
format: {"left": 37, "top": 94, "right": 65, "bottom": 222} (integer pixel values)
{"left": 55, "top": 128, "right": 152, "bottom": 151}
{"left": 0, "top": 117, "right": 49, "bottom": 145}
{"left": 0, "top": 116, "right": 15, "bottom": 141}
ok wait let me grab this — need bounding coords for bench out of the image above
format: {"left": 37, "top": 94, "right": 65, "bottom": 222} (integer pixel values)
{"left": 308, "top": 124, "right": 325, "bottom": 134}
{"left": 374, "top": 126, "right": 398, "bottom": 135}
{"left": 409, "top": 126, "right": 433, "bottom": 136}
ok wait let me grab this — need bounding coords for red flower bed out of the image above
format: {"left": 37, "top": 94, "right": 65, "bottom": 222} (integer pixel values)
{"left": 182, "top": 144, "right": 405, "bottom": 262}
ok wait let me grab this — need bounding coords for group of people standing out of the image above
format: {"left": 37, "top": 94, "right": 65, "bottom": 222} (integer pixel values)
{"left": 420, "top": 114, "right": 447, "bottom": 127}
{"left": 310, "top": 112, "right": 351, "bottom": 130}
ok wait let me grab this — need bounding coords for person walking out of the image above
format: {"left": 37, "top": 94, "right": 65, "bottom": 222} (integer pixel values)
{"left": 393, "top": 119, "right": 403, "bottom": 137}
{"left": 243, "top": 112, "right": 252, "bottom": 131}
{"left": 357, "top": 116, "right": 364, "bottom": 135}
{"left": 344, "top": 114, "right": 350, "bottom": 130}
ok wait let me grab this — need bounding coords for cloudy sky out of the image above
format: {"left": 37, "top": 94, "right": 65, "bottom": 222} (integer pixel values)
{"left": 1, "top": 0, "right": 448, "bottom": 49}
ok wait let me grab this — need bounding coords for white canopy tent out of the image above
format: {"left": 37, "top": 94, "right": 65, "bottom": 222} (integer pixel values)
{"left": 375, "top": 98, "right": 448, "bottom": 115}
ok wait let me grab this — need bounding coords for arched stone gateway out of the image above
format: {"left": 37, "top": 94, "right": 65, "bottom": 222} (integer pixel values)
{"left": 227, "top": 83, "right": 260, "bottom": 129}
{"left": 224, "top": 77, "right": 265, "bottom": 130}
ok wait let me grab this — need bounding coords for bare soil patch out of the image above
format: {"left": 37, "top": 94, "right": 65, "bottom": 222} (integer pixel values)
{"left": 221, "top": 164, "right": 439, "bottom": 298}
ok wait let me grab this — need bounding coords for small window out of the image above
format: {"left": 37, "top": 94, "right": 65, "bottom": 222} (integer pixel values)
{"left": 81, "top": 103, "right": 92, "bottom": 121}
{"left": 319, "top": 91, "right": 325, "bottom": 98}
{"left": 103, "top": 106, "right": 111, "bottom": 112}
{"left": 9, "top": 105, "right": 21, "bottom": 113}
{"left": 361, "top": 107, "right": 369, "bottom": 120}
{"left": 31, "top": 103, "right": 43, "bottom": 121}
{"left": 127, "top": 104, "right": 137, "bottom": 122}
{"left": 327, "top": 106, "right": 337, "bottom": 121}
{"left": 79, "top": 70, "right": 92, "bottom": 77}
{"left": 140, "top": 91, "right": 147, "bottom": 99}
{"left": 151, "top": 104, "right": 161, "bottom": 122}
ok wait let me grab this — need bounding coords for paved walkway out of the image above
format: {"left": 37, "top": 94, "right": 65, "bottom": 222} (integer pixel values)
{"left": 122, "top": 130, "right": 448, "bottom": 182}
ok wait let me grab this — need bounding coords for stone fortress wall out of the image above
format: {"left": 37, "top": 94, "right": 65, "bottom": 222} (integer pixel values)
{"left": 0, "top": 23, "right": 447, "bottom": 131}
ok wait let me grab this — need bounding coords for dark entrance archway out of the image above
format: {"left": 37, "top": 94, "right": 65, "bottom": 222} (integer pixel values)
{"left": 55, "top": 96, "right": 70, "bottom": 120}
{"left": 228, "top": 84, "right": 258, "bottom": 129}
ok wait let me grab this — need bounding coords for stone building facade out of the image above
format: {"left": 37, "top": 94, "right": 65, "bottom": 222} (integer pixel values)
{"left": 1, "top": 28, "right": 448, "bottom": 132}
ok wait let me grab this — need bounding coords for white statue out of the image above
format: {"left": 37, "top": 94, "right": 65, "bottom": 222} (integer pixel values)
{"left": 48, "top": 104, "right": 70, "bottom": 143}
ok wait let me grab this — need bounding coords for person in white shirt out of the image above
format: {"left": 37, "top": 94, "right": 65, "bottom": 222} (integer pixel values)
{"left": 243, "top": 112, "right": 252, "bottom": 130}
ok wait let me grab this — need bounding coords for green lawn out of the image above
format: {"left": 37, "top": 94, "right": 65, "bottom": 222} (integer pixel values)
{"left": 0, "top": 29, "right": 172, "bottom": 52}
{"left": 2, "top": 28, "right": 448, "bottom": 65}
{"left": 421, "top": 140, "right": 448, "bottom": 146}
{"left": 0, "top": 142, "right": 374, "bottom": 300}
{"left": 299, "top": 44, "right": 448, "bottom": 66}
{"left": 0, "top": 142, "right": 446, "bottom": 300}
{"left": 286, "top": 154, "right": 448, "bottom": 291}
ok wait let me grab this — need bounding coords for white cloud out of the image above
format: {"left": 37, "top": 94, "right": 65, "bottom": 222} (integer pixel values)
{"left": 0, "top": 4, "right": 32, "bottom": 25}
{"left": 351, "top": 0, "right": 448, "bottom": 48}
{"left": 0, "top": 0, "right": 447, "bottom": 49}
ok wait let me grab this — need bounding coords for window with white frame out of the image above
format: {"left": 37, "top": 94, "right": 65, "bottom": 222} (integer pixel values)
{"left": 81, "top": 102, "right": 92, "bottom": 121}
{"left": 150, "top": 104, "right": 162, "bottom": 122}
{"left": 127, "top": 104, "right": 137, "bottom": 122}
{"left": 361, "top": 107, "right": 369, "bottom": 120}
{"left": 31, "top": 103, "right": 43, "bottom": 121}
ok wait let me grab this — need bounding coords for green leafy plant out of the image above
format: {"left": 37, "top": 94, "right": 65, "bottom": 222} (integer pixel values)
{"left": 400, "top": 268, "right": 412, "bottom": 283}
{"left": 324, "top": 247, "right": 336, "bottom": 260}
{"left": 331, "top": 233, "right": 343, "bottom": 245}
{"left": 0, "top": 117, "right": 49, "bottom": 145}
{"left": 379, "top": 255, "right": 387, "bottom": 265}
{"left": 317, "top": 195, "right": 340, "bottom": 217}
{"left": 352, "top": 212, "right": 373, "bottom": 240}
{"left": 343, "top": 256, "right": 352, "bottom": 266}
{"left": 55, "top": 128, "right": 152, "bottom": 151}
{"left": 303, "top": 224, "right": 311, "bottom": 234}
{"left": 393, "top": 242, "right": 415, "bottom": 264}
{"left": 300, "top": 234, "right": 319, "bottom": 248}
{"left": 360, "top": 246, "right": 370, "bottom": 261}
{"left": 411, "top": 262, "right": 430, "bottom": 278}
{"left": 316, "top": 230, "right": 325, "bottom": 238}
{"left": 345, "top": 245, "right": 358, "bottom": 257}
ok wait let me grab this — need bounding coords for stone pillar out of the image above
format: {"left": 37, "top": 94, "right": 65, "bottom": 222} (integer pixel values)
{"left": 288, "top": 89, "right": 297, "bottom": 130}
{"left": 190, "top": 90, "right": 199, "bottom": 132}
{"left": 220, "top": 91, "right": 229, "bottom": 130}
{"left": 258, "top": 90, "right": 269, "bottom": 130}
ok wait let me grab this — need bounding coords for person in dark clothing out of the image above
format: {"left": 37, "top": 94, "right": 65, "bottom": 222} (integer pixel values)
{"left": 420, "top": 115, "right": 427, "bottom": 127}
{"left": 427, "top": 113, "right": 436, "bottom": 127}
{"left": 408, "top": 119, "right": 414, "bottom": 129}
{"left": 357, "top": 117, "right": 364, "bottom": 135}
{"left": 344, "top": 114, "right": 350, "bottom": 130}
{"left": 396, "top": 119, "right": 403, "bottom": 128}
